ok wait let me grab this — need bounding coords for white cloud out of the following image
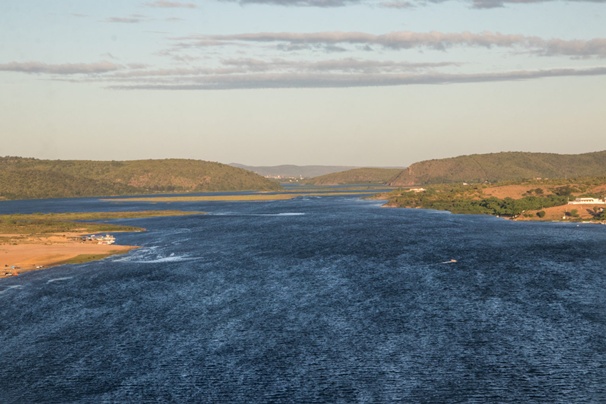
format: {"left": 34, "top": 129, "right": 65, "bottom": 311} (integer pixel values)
{"left": 3, "top": 30, "right": 604, "bottom": 91}
{"left": 0, "top": 61, "right": 124, "bottom": 75}
{"left": 105, "top": 66, "right": 606, "bottom": 90}
{"left": 220, "top": 0, "right": 362, "bottom": 6}
{"left": 105, "top": 14, "right": 149, "bottom": 23}
{"left": 172, "top": 31, "right": 606, "bottom": 58}
{"left": 144, "top": 1, "right": 198, "bottom": 8}
{"left": 216, "top": 0, "right": 606, "bottom": 7}
{"left": 468, "top": 0, "right": 606, "bottom": 8}
{"left": 380, "top": 1, "right": 415, "bottom": 8}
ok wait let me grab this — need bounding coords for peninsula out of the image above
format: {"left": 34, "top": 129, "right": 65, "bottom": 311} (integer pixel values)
{"left": 0, "top": 210, "right": 203, "bottom": 278}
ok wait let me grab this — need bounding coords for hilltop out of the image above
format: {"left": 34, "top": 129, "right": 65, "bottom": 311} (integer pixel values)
{"left": 389, "top": 151, "right": 606, "bottom": 186}
{"left": 305, "top": 167, "right": 403, "bottom": 186}
{"left": 0, "top": 157, "right": 280, "bottom": 200}
{"left": 304, "top": 151, "right": 606, "bottom": 187}
{"left": 230, "top": 164, "right": 357, "bottom": 179}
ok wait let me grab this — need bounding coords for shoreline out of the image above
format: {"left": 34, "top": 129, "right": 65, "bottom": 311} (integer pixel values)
{"left": 0, "top": 231, "right": 138, "bottom": 278}
{"left": 379, "top": 181, "right": 606, "bottom": 224}
{"left": 381, "top": 201, "right": 606, "bottom": 224}
{"left": 0, "top": 210, "right": 205, "bottom": 279}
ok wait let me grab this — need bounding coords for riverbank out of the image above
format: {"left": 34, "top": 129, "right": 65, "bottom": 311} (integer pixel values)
{"left": 0, "top": 232, "right": 138, "bottom": 277}
{"left": 380, "top": 180, "right": 606, "bottom": 223}
{"left": 0, "top": 210, "right": 204, "bottom": 278}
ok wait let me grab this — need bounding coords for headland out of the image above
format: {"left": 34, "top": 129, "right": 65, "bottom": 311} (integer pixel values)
{"left": 0, "top": 210, "right": 203, "bottom": 278}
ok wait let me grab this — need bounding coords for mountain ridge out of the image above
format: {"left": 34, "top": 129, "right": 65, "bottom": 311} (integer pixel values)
{"left": 305, "top": 167, "right": 403, "bottom": 185}
{"left": 0, "top": 157, "right": 280, "bottom": 200}
{"left": 300, "top": 151, "right": 606, "bottom": 186}
{"left": 389, "top": 151, "right": 606, "bottom": 186}
{"left": 230, "top": 163, "right": 357, "bottom": 178}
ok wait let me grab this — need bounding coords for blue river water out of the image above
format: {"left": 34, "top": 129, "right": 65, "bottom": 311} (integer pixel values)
{"left": 0, "top": 195, "right": 605, "bottom": 403}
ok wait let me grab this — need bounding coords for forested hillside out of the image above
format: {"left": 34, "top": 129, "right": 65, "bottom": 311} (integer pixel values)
{"left": 305, "top": 168, "right": 403, "bottom": 185}
{"left": 230, "top": 164, "right": 357, "bottom": 178}
{"left": 389, "top": 151, "right": 606, "bottom": 186}
{"left": 0, "top": 157, "right": 281, "bottom": 200}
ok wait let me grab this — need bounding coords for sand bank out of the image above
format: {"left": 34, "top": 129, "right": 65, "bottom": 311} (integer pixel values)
{"left": 0, "top": 232, "right": 136, "bottom": 278}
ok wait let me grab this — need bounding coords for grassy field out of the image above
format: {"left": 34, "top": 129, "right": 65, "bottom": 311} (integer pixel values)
{"left": 53, "top": 252, "right": 131, "bottom": 266}
{"left": 0, "top": 210, "right": 204, "bottom": 235}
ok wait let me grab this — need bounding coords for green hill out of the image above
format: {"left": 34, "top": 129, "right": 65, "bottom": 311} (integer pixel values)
{"left": 305, "top": 167, "right": 403, "bottom": 185}
{"left": 389, "top": 151, "right": 606, "bottom": 186}
{"left": 230, "top": 164, "right": 357, "bottom": 178}
{"left": 0, "top": 157, "right": 281, "bottom": 200}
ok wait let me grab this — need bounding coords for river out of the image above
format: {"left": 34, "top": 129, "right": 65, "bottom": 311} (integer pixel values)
{"left": 1, "top": 195, "right": 605, "bottom": 402}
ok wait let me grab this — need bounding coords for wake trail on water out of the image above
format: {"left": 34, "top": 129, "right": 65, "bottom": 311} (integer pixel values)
{"left": 131, "top": 256, "right": 199, "bottom": 264}
{"left": 440, "top": 259, "right": 458, "bottom": 264}
{"left": 112, "top": 249, "right": 199, "bottom": 264}
{"left": 0, "top": 285, "right": 24, "bottom": 295}
{"left": 47, "top": 277, "right": 74, "bottom": 284}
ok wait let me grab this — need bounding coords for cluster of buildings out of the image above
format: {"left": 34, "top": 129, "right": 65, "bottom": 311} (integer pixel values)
{"left": 78, "top": 234, "right": 116, "bottom": 245}
{"left": 568, "top": 198, "right": 606, "bottom": 205}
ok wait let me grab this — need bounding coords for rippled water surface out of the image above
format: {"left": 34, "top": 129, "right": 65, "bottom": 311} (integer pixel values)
{"left": 1, "top": 196, "right": 605, "bottom": 402}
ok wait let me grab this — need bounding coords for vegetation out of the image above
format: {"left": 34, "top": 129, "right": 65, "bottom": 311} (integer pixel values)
{"left": 54, "top": 253, "right": 125, "bottom": 266}
{"left": 0, "top": 157, "right": 281, "bottom": 200}
{"left": 389, "top": 151, "right": 606, "bottom": 186}
{"left": 230, "top": 164, "right": 357, "bottom": 178}
{"left": 300, "top": 150, "right": 606, "bottom": 188}
{"left": 387, "top": 185, "right": 568, "bottom": 216}
{"left": 305, "top": 167, "right": 403, "bottom": 185}
{"left": 384, "top": 177, "right": 606, "bottom": 220}
{"left": 0, "top": 210, "right": 204, "bottom": 234}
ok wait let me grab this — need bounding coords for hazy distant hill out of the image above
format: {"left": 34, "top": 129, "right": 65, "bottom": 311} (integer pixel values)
{"left": 389, "top": 151, "right": 606, "bottom": 186}
{"left": 0, "top": 157, "right": 281, "bottom": 200}
{"left": 230, "top": 164, "right": 357, "bottom": 178}
{"left": 306, "top": 168, "right": 403, "bottom": 185}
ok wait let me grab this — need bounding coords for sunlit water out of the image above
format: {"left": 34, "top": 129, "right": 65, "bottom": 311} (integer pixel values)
{"left": 1, "top": 196, "right": 605, "bottom": 402}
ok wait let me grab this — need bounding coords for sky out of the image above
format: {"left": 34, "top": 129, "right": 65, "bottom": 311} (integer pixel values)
{"left": 1, "top": 0, "right": 605, "bottom": 167}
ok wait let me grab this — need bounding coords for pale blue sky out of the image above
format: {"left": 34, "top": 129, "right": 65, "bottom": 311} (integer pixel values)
{"left": 1, "top": 0, "right": 605, "bottom": 166}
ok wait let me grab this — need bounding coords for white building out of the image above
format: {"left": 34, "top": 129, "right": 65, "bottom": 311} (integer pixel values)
{"left": 568, "top": 198, "right": 606, "bottom": 205}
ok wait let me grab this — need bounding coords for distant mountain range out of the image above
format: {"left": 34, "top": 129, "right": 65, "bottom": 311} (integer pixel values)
{"left": 0, "top": 157, "right": 280, "bottom": 200}
{"left": 230, "top": 164, "right": 357, "bottom": 178}
{"left": 3, "top": 151, "right": 606, "bottom": 200}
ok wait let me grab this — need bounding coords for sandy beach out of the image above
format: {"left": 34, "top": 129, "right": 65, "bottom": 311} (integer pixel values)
{"left": 0, "top": 232, "right": 137, "bottom": 278}
{"left": 0, "top": 210, "right": 208, "bottom": 278}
